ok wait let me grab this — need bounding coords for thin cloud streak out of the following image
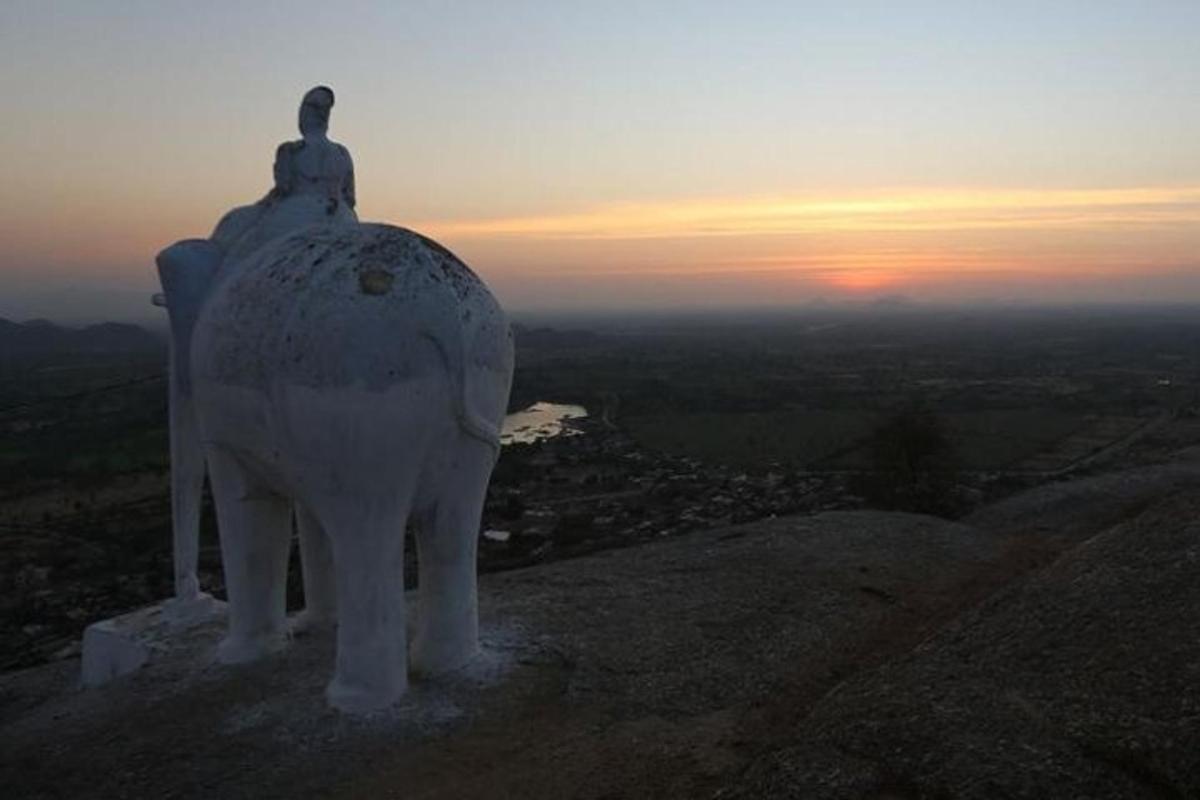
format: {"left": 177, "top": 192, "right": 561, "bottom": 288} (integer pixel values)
{"left": 419, "top": 187, "right": 1200, "bottom": 240}
{"left": 567, "top": 253, "right": 1199, "bottom": 278}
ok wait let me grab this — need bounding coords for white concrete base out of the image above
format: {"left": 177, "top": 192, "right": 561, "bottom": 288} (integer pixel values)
{"left": 81, "top": 594, "right": 226, "bottom": 688}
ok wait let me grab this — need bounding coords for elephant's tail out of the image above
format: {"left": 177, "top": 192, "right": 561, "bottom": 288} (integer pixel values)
{"left": 457, "top": 405, "right": 503, "bottom": 461}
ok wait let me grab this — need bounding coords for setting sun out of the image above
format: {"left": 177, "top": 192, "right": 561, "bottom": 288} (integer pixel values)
{"left": 819, "top": 268, "right": 902, "bottom": 293}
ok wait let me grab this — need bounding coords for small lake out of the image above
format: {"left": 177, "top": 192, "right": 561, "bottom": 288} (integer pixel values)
{"left": 501, "top": 402, "right": 588, "bottom": 445}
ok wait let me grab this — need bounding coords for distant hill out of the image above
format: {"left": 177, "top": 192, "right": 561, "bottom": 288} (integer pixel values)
{"left": 0, "top": 317, "right": 162, "bottom": 359}
{"left": 512, "top": 323, "right": 602, "bottom": 350}
{"left": 871, "top": 292, "right": 915, "bottom": 308}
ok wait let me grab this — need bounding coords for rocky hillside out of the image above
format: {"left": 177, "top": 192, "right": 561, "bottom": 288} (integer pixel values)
{"left": 2, "top": 458, "right": 1199, "bottom": 798}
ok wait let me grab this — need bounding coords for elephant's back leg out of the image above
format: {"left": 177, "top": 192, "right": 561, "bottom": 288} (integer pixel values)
{"left": 411, "top": 433, "right": 496, "bottom": 676}
{"left": 206, "top": 446, "right": 293, "bottom": 664}
{"left": 292, "top": 503, "right": 336, "bottom": 634}
{"left": 308, "top": 486, "right": 414, "bottom": 714}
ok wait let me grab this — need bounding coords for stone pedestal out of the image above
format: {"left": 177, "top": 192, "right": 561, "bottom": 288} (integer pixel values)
{"left": 81, "top": 594, "right": 226, "bottom": 687}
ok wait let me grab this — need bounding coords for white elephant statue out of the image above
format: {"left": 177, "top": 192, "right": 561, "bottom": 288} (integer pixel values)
{"left": 154, "top": 87, "right": 514, "bottom": 713}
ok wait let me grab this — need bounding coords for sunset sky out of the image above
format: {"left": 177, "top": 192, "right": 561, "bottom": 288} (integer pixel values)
{"left": 2, "top": 1, "right": 1199, "bottom": 321}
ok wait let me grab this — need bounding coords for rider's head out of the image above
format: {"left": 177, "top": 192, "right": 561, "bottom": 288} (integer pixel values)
{"left": 298, "top": 86, "right": 335, "bottom": 137}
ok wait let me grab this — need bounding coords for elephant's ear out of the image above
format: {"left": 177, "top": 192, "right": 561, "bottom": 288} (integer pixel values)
{"left": 409, "top": 234, "right": 513, "bottom": 457}
{"left": 462, "top": 303, "right": 514, "bottom": 437}
{"left": 156, "top": 239, "right": 223, "bottom": 394}
{"left": 414, "top": 288, "right": 505, "bottom": 457}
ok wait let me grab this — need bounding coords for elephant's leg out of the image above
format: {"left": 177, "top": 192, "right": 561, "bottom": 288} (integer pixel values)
{"left": 318, "top": 495, "right": 410, "bottom": 713}
{"left": 292, "top": 503, "right": 337, "bottom": 635}
{"left": 206, "top": 447, "right": 292, "bottom": 664}
{"left": 411, "top": 437, "right": 494, "bottom": 676}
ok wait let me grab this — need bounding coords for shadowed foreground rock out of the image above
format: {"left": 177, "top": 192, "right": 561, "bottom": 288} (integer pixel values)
{"left": 718, "top": 492, "right": 1200, "bottom": 799}
{"left": 2, "top": 463, "right": 1199, "bottom": 798}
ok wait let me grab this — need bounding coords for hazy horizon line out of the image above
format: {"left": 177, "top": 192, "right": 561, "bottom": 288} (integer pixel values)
{"left": 9, "top": 297, "right": 1200, "bottom": 332}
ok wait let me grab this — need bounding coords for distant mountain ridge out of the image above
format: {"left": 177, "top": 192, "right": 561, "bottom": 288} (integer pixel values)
{"left": 0, "top": 317, "right": 162, "bottom": 356}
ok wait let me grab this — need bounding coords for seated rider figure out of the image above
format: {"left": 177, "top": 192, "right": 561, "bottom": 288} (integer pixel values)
{"left": 212, "top": 85, "right": 358, "bottom": 263}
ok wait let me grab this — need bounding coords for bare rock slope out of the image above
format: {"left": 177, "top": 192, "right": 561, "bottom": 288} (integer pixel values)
{"left": 720, "top": 490, "right": 1200, "bottom": 799}
{"left": 3, "top": 460, "right": 1199, "bottom": 799}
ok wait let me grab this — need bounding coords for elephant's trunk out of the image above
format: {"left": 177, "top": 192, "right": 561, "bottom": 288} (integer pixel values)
{"left": 156, "top": 239, "right": 223, "bottom": 600}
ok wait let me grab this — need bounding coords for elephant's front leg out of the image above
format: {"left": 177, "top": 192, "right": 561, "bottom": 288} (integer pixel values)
{"left": 206, "top": 447, "right": 292, "bottom": 663}
{"left": 319, "top": 495, "right": 409, "bottom": 713}
{"left": 411, "top": 438, "right": 493, "bottom": 676}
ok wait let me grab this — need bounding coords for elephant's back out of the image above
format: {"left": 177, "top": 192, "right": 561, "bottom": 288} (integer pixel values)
{"left": 193, "top": 224, "right": 511, "bottom": 399}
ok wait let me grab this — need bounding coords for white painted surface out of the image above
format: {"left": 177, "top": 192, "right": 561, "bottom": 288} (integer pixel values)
{"left": 156, "top": 85, "right": 358, "bottom": 609}
{"left": 136, "top": 87, "right": 515, "bottom": 713}
{"left": 81, "top": 595, "right": 226, "bottom": 688}
{"left": 190, "top": 224, "right": 513, "bottom": 712}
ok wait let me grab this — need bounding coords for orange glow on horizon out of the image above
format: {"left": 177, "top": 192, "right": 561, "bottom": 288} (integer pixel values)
{"left": 4, "top": 184, "right": 1198, "bottom": 308}
{"left": 405, "top": 186, "right": 1200, "bottom": 301}
{"left": 820, "top": 269, "right": 901, "bottom": 293}
{"left": 415, "top": 186, "right": 1200, "bottom": 241}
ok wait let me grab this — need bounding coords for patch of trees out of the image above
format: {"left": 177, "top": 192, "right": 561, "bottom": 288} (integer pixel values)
{"left": 849, "top": 405, "right": 966, "bottom": 517}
